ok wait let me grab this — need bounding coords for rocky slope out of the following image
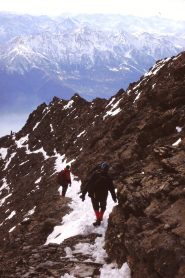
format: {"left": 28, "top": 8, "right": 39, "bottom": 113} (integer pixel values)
{"left": 0, "top": 51, "right": 185, "bottom": 277}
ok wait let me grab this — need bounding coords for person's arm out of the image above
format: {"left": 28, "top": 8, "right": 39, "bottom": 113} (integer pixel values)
{"left": 68, "top": 172, "right": 72, "bottom": 185}
{"left": 108, "top": 179, "right": 117, "bottom": 202}
{"left": 79, "top": 183, "right": 88, "bottom": 201}
{"left": 80, "top": 172, "right": 96, "bottom": 201}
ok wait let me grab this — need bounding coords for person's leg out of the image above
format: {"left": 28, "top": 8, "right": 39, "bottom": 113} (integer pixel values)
{"left": 62, "top": 184, "right": 68, "bottom": 196}
{"left": 99, "top": 199, "right": 107, "bottom": 221}
{"left": 91, "top": 197, "right": 100, "bottom": 219}
{"left": 91, "top": 198, "right": 101, "bottom": 226}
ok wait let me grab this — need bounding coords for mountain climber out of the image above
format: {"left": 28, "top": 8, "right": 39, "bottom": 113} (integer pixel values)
{"left": 57, "top": 165, "right": 71, "bottom": 197}
{"left": 80, "top": 162, "right": 117, "bottom": 226}
{"left": 79, "top": 162, "right": 103, "bottom": 194}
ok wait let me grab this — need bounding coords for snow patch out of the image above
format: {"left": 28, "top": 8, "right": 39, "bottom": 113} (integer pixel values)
{"left": 176, "top": 126, "right": 182, "bottom": 133}
{"left": 77, "top": 130, "right": 86, "bottom": 138}
{"left": 35, "top": 177, "right": 42, "bottom": 184}
{"left": 15, "top": 134, "right": 29, "bottom": 148}
{"left": 9, "top": 226, "right": 16, "bottom": 233}
{"left": 104, "top": 99, "right": 121, "bottom": 119}
{"left": 26, "top": 147, "right": 49, "bottom": 160}
{"left": 106, "top": 97, "right": 116, "bottom": 108}
{"left": 4, "top": 152, "right": 16, "bottom": 170}
{"left": 0, "top": 193, "right": 12, "bottom": 207}
{"left": 61, "top": 274, "right": 75, "bottom": 278}
{"left": 104, "top": 108, "right": 121, "bottom": 119}
{"left": 152, "top": 83, "right": 156, "bottom": 89}
{"left": 6, "top": 210, "right": 16, "bottom": 220}
{"left": 25, "top": 206, "right": 36, "bottom": 217}
{"left": 0, "top": 148, "right": 8, "bottom": 160}
{"left": 0, "top": 178, "right": 10, "bottom": 193}
{"left": 42, "top": 107, "right": 49, "bottom": 114}
{"left": 63, "top": 100, "right": 74, "bottom": 110}
{"left": 134, "top": 91, "right": 142, "bottom": 102}
{"left": 50, "top": 124, "right": 54, "bottom": 132}
{"left": 33, "top": 122, "right": 40, "bottom": 131}
{"left": 172, "top": 138, "right": 181, "bottom": 146}
{"left": 100, "top": 262, "right": 131, "bottom": 278}
{"left": 74, "top": 236, "right": 107, "bottom": 264}
{"left": 54, "top": 153, "right": 66, "bottom": 172}
{"left": 144, "top": 58, "right": 170, "bottom": 77}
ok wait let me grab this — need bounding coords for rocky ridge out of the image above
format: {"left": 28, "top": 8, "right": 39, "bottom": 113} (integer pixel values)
{"left": 0, "top": 51, "right": 185, "bottom": 277}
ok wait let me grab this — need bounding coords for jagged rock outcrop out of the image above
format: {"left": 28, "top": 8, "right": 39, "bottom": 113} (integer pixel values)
{"left": 0, "top": 51, "right": 185, "bottom": 277}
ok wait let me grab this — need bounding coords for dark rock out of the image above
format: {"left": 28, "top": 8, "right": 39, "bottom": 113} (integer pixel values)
{"left": 39, "top": 218, "right": 58, "bottom": 235}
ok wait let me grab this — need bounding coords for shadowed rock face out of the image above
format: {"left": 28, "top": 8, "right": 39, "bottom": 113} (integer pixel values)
{"left": 0, "top": 51, "right": 185, "bottom": 277}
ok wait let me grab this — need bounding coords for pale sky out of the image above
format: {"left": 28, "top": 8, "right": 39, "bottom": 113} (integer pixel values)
{"left": 0, "top": 0, "right": 185, "bottom": 20}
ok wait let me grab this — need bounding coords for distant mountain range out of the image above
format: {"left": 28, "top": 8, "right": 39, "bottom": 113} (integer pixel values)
{"left": 0, "top": 12, "right": 185, "bottom": 114}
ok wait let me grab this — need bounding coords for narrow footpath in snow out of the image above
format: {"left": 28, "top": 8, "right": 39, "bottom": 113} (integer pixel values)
{"left": 45, "top": 156, "right": 131, "bottom": 277}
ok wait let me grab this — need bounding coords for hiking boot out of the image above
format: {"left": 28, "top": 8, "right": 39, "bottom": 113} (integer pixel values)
{"left": 93, "top": 219, "right": 101, "bottom": 227}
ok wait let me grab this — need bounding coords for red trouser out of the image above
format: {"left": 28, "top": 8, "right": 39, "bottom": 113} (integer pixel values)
{"left": 91, "top": 197, "right": 107, "bottom": 220}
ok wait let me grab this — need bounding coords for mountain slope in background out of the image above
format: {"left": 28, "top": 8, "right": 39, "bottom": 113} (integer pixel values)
{"left": 0, "top": 51, "right": 185, "bottom": 277}
{"left": 1, "top": 13, "right": 185, "bottom": 114}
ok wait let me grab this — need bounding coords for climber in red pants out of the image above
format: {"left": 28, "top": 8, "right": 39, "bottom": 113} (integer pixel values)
{"left": 80, "top": 162, "right": 117, "bottom": 226}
